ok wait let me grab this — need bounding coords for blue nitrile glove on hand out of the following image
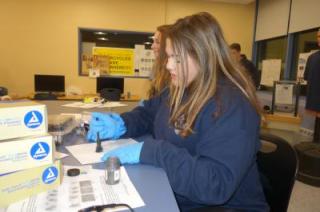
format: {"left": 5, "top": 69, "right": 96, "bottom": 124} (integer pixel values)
{"left": 86, "top": 112, "right": 126, "bottom": 142}
{"left": 101, "top": 142, "right": 144, "bottom": 164}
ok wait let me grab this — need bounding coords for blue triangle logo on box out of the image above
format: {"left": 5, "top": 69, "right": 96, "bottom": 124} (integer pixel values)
{"left": 24, "top": 111, "right": 43, "bottom": 128}
{"left": 42, "top": 167, "right": 58, "bottom": 184}
{"left": 30, "top": 142, "right": 50, "bottom": 160}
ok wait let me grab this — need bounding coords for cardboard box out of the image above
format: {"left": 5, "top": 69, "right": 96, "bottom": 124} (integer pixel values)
{"left": 0, "top": 135, "right": 54, "bottom": 175}
{"left": 0, "top": 101, "right": 47, "bottom": 140}
{"left": 0, "top": 160, "right": 62, "bottom": 207}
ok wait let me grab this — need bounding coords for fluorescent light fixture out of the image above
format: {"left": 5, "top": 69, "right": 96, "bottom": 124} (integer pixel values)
{"left": 144, "top": 42, "right": 152, "bottom": 45}
{"left": 97, "top": 37, "right": 108, "bottom": 41}
{"left": 94, "top": 31, "right": 107, "bottom": 35}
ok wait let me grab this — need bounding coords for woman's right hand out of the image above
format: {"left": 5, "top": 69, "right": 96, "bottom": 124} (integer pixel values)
{"left": 86, "top": 112, "right": 126, "bottom": 142}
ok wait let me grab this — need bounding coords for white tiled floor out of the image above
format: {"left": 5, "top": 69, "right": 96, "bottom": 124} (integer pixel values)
{"left": 288, "top": 180, "right": 320, "bottom": 212}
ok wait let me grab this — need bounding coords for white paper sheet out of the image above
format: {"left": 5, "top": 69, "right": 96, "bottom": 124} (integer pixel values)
{"left": 55, "top": 151, "right": 69, "bottom": 160}
{"left": 62, "top": 102, "right": 100, "bottom": 109}
{"left": 66, "top": 139, "right": 138, "bottom": 164}
{"left": 261, "top": 59, "right": 282, "bottom": 86}
{"left": 62, "top": 102, "right": 127, "bottom": 109}
{"left": 62, "top": 102, "right": 84, "bottom": 107}
{"left": 6, "top": 166, "right": 145, "bottom": 212}
{"left": 275, "top": 83, "right": 294, "bottom": 105}
{"left": 296, "top": 52, "right": 313, "bottom": 84}
{"left": 97, "top": 102, "right": 127, "bottom": 108}
{"left": 89, "top": 68, "right": 100, "bottom": 78}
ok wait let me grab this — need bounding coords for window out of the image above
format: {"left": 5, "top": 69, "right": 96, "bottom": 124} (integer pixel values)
{"left": 291, "top": 28, "right": 318, "bottom": 80}
{"left": 256, "top": 36, "right": 288, "bottom": 82}
{"left": 78, "top": 28, "right": 153, "bottom": 78}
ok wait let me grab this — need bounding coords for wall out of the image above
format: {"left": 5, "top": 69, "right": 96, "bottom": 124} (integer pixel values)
{"left": 166, "top": 0, "right": 255, "bottom": 57}
{"left": 0, "top": 0, "right": 255, "bottom": 99}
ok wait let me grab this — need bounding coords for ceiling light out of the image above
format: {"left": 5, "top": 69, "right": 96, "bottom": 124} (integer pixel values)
{"left": 94, "top": 32, "right": 107, "bottom": 35}
{"left": 97, "top": 37, "right": 108, "bottom": 41}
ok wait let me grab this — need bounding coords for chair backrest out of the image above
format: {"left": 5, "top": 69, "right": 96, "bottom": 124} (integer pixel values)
{"left": 258, "top": 133, "right": 298, "bottom": 212}
{"left": 100, "top": 88, "right": 121, "bottom": 101}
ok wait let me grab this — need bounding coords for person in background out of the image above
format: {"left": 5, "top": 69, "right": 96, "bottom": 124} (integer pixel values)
{"left": 148, "top": 24, "right": 171, "bottom": 98}
{"left": 230, "top": 43, "right": 260, "bottom": 88}
{"left": 87, "top": 12, "right": 268, "bottom": 211}
{"left": 303, "top": 28, "right": 320, "bottom": 114}
{"left": 303, "top": 28, "right": 320, "bottom": 142}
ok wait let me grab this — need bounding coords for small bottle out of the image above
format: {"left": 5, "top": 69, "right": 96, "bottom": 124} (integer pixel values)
{"left": 105, "top": 156, "right": 121, "bottom": 185}
{"left": 95, "top": 132, "right": 103, "bottom": 153}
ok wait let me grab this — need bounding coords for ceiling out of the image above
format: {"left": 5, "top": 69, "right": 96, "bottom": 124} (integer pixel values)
{"left": 202, "top": 0, "right": 255, "bottom": 4}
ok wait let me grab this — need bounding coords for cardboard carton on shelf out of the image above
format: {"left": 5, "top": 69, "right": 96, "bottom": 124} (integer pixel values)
{"left": 0, "top": 134, "right": 54, "bottom": 175}
{"left": 0, "top": 160, "right": 62, "bottom": 207}
{"left": 0, "top": 101, "right": 47, "bottom": 140}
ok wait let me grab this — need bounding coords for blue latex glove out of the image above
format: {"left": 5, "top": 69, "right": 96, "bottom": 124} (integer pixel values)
{"left": 101, "top": 142, "right": 144, "bottom": 164}
{"left": 86, "top": 112, "right": 126, "bottom": 142}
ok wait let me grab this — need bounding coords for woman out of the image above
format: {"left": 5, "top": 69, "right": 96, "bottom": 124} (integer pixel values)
{"left": 87, "top": 12, "right": 268, "bottom": 211}
{"left": 148, "top": 24, "right": 171, "bottom": 98}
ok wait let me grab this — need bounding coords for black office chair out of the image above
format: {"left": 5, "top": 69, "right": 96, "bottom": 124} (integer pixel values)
{"left": 185, "top": 133, "right": 298, "bottom": 212}
{"left": 258, "top": 133, "right": 298, "bottom": 212}
{"left": 100, "top": 88, "right": 121, "bottom": 101}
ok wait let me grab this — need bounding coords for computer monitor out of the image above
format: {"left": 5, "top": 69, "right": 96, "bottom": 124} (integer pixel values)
{"left": 34, "top": 74, "right": 65, "bottom": 93}
{"left": 96, "top": 77, "right": 124, "bottom": 94}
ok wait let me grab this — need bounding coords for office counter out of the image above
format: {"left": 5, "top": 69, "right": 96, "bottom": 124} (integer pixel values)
{"left": 44, "top": 100, "right": 180, "bottom": 212}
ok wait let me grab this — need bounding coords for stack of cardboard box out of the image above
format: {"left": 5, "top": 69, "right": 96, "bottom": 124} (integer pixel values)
{"left": 0, "top": 101, "right": 62, "bottom": 207}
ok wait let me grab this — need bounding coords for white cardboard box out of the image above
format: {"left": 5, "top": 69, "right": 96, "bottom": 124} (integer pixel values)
{"left": 0, "top": 160, "right": 62, "bottom": 207}
{"left": 0, "top": 101, "right": 47, "bottom": 140}
{"left": 0, "top": 134, "right": 54, "bottom": 175}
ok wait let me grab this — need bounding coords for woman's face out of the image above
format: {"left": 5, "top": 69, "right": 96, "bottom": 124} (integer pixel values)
{"left": 165, "top": 38, "right": 199, "bottom": 87}
{"left": 151, "top": 30, "right": 161, "bottom": 58}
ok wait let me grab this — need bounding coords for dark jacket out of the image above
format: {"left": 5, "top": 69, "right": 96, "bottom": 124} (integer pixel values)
{"left": 304, "top": 50, "right": 320, "bottom": 112}
{"left": 121, "top": 82, "right": 268, "bottom": 212}
{"left": 241, "top": 54, "right": 260, "bottom": 88}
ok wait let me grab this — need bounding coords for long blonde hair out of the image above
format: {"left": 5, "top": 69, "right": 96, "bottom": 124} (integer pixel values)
{"left": 167, "top": 12, "right": 261, "bottom": 137}
{"left": 148, "top": 25, "right": 171, "bottom": 98}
